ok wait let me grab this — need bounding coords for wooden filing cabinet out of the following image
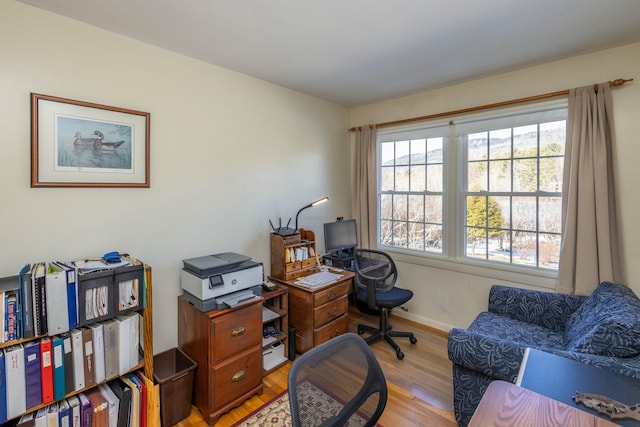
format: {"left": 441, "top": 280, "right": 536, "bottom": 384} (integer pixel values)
{"left": 270, "top": 270, "right": 353, "bottom": 354}
{"left": 178, "top": 296, "right": 264, "bottom": 426}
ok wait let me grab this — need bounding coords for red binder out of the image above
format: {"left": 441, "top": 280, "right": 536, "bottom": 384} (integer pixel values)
{"left": 39, "top": 337, "right": 54, "bottom": 404}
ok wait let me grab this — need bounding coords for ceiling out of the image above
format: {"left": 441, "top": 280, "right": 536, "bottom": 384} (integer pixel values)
{"left": 18, "top": 0, "right": 640, "bottom": 107}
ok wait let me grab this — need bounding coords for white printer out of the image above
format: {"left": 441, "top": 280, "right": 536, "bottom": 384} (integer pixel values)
{"left": 180, "top": 252, "right": 263, "bottom": 311}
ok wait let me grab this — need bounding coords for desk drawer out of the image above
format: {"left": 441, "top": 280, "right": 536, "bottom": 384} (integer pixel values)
{"left": 210, "top": 345, "right": 262, "bottom": 409}
{"left": 313, "top": 295, "right": 348, "bottom": 327}
{"left": 211, "top": 303, "right": 261, "bottom": 363}
{"left": 314, "top": 314, "right": 349, "bottom": 347}
{"left": 313, "top": 282, "right": 349, "bottom": 307}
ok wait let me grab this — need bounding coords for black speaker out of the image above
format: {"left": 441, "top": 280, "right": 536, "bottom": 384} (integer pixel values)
{"left": 288, "top": 326, "right": 297, "bottom": 360}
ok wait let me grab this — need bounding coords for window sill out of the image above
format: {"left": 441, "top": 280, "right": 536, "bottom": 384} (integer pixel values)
{"left": 382, "top": 247, "right": 558, "bottom": 290}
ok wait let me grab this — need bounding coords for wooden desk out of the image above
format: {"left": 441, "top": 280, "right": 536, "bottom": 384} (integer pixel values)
{"left": 269, "top": 270, "right": 353, "bottom": 354}
{"left": 469, "top": 381, "right": 618, "bottom": 427}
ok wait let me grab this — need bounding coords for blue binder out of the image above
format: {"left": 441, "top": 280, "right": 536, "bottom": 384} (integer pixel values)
{"left": 0, "top": 349, "right": 6, "bottom": 424}
{"left": 23, "top": 340, "right": 42, "bottom": 410}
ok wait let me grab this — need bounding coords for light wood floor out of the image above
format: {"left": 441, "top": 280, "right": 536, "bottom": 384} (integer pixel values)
{"left": 175, "top": 306, "right": 456, "bottom": 426}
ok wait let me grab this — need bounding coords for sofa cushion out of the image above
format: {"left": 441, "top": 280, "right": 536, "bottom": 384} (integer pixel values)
{"left": 565, "top": 282, "right": 640, "bottom": 357}
{"left": 469, "top": 312, "right": 566, "bottom": 350}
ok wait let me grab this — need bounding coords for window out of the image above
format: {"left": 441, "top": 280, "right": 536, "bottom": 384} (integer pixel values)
{"left": 377, "top": 102, "right": 567, "bottom": 272}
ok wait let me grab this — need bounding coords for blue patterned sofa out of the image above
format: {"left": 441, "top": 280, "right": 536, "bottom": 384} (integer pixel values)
{"left": 447, "top": 282, "right": 640, "bottom": 426}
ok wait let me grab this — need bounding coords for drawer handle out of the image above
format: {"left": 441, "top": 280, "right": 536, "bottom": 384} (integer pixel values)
{"left": 328, "top": 307, "right": 338, "bottom": 317}
{"left": 232, "top": 327, "right": 246, "bottom": 337}
{"left": 328, "top": 289, "right": 337, "bottom": 299}
{"left": 232, "top": 371, "right": 246, "bottom": 382}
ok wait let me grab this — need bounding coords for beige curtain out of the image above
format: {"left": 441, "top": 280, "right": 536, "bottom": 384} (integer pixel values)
{"left": 557, "top": 83, "right": 624, "bottom": 295}
{"left": 351, "top": 125, "right": 377, "bottom": 249}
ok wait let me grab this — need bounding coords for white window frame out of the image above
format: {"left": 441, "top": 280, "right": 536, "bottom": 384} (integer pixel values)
{"left": 376, "top": 100, "right": 568, "bottom": 288}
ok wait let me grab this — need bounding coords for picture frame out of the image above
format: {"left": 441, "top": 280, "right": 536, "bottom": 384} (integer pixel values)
{"left": 31, "top": 93, "right": 150, "bottom": 188}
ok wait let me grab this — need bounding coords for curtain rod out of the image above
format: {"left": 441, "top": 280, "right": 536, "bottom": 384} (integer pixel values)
{"left": 348, "top": 78, "right": 633, "bottom": 132}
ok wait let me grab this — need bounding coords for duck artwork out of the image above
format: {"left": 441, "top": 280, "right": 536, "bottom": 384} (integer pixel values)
{"left": 73, "top": 130, "right": 125, "bottom": 151}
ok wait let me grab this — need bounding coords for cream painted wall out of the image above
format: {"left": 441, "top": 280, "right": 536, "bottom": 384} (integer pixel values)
{"left": 350, "top": 42, "right": 640, "bottom": 331}
{"left": 0, "top": 2, "right": 350, "bottom": 353}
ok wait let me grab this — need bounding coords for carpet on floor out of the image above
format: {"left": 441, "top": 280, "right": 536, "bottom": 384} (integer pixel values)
{"left": 232, "top": 381, "right": 382, "bottom": 427}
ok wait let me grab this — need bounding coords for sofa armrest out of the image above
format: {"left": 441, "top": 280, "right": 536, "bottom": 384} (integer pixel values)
{"left": 447, "top": 327, "right": 527, "bottom": 383}
{"left": 488, "top": 285, "right": 587, "bottom": 332}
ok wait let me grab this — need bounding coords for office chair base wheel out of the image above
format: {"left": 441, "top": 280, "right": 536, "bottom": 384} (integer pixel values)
{"left": 396, "top": 349, "right": 404, "bottom": 360}
{"left": 410, "top": 336, "right": 417, "bottom": 344}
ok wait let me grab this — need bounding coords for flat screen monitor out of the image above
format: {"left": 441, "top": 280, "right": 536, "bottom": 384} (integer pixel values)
{"left": 324, "top": 219, "right": 358, "bottom": 258}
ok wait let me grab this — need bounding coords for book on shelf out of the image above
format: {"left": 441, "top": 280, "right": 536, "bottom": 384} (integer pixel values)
{"left": 0, "top": 274, "right": 21, "bottom": 343}
{"left": 58, "top": 399, "right": 70, "bottom": 427}
{"left": 33, "top": 407, "right": 46, "bottom": 427}
{"left": 85, "top": 387, "right": 109, "bottom": 427}
{"left": 66, "top": 395, "right": 81, "bottom": 427}
{"left": 5, "top": 343, "right": 26, "bottom": 420}
{"left": 60, "top": 332, "right": 74, "bottom": 396}
{"left": 70, "top": 329, "right": 85, "bottom": 391}
{"left": 108, "top": 378, "right": 132, "bottom": 427}
{"left": 89, "top": 323, "right": 105, "bottom": 384}
{"left": 77, "top": 393, "right": 92, "bottom": 427}
{"left": 40, "top": 336, "right": 54, "bottom": 405}
{"left": 45, "top": 401, "right": 58, "bottom": 426}
{"left": 16, "top": 411, "right": 34, "bottom": 427}
{"left": 52, "top": 335, "right": 66, "bottom": 401}
{"left": 45, "top": 262, "right": 71, "bottom": 335}
{"left": 102, "top": 319, "right": 119, "bottom": 379}
{"left": 53, "top": 261, "right": 78, "bottom": 330}
{"left": 31, "top": 262, "right": 47, "bottom": 337}
{"left": 120, "top": 375, "right": 140, "bottom": 427}
{"left": 19, "top": 264, "right": 34, "bottom": 339}
{"left": 81, "top": 327, "right": 95, "bottom": 388}
{"left": 23, "top": 340, "right": 42, "bottom": 410}
{"left": 0, "top": 348, "right": 6, "bottom": 424}
{"left": 98, "top": 383, "right": 120, "bottom": 427}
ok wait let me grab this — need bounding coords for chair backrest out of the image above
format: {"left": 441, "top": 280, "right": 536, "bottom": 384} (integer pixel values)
{"left": 354, "top": 249, "right": 398, "bottom": 310}
{"left": 287, "top": 333, "right": 388, "bottom": 427}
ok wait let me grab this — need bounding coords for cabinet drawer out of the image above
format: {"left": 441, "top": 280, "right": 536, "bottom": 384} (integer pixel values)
{"left": 313, "top": 282, "right": 349, "bottom": 307}
{"left": 314, "top": 314, "right": 349, "bottom": 347}
{"left": 313, "top": 295, "right": 348, "bottom": 327}
{"left": 285, "top": 261, "right": 302, "bottom": 272}
{"left": 210, "top": 345, "right": 263, "bottom": 409}
{"left": 211, "top": 303, "right": 261, "bottom": 362}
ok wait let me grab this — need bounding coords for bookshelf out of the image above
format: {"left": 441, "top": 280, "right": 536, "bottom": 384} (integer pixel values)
{"left": 0, "top": 259, "right": 154, "bottom": 424}
{"left": 261, "top": 284, "right": 288, "bottom": 373}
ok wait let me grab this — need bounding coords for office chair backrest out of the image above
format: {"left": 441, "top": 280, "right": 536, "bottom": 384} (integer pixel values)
{"left": 287, "top": 333, "right": 388, "bottom": 427}
{"left": 354, "top": 249, "right": 397, "bottom": 311}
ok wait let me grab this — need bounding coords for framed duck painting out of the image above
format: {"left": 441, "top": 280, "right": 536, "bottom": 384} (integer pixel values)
{"left": 31, "top": 93, "right": 150, "bottom": 187}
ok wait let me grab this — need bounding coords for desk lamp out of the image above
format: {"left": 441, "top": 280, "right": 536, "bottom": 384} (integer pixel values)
{"left": 295, "top": 197, "right": 329, "bottom": 231}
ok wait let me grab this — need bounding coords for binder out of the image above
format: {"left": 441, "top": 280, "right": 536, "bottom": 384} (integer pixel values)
{"left": 19, "top": 264, "right": 35, "bottom": 339}
{"left": 58, "top": 399, "right": 70, "bottom": 427}
{"left": 108, "top": 378, "right": 132, "bottom": 427}
{"left": 54, "top": 262, "right": 78, "bottom": 330}
{"left": 24, "top": 340, "right": 42, "bottom": 409}
{"left": 70, "top": 329, "right": 85, "bottom": 391}
{"left": 52, "top": 335, "right": 66, "bottom": 401}
{"left": 0, "top": 349, "right": 6, "bottom": 424}
{"left": 5, "top": 344, "right": 26, "bottom": 419}
{"left": 45, "top": 401, "right": 58, "bottom": 427}
{"left": 17, "top": 412, "right": 35, "bottom": 427}
{"left": 31, "top": 262, "right": 47, "bottom": 336}
{"left": 98, "top": 383, "right": 120, "bottom": 427}
{"left": 115, "top": 315, "right": 132, "bottom": 375}
{"left": 5, "top": 290, "right": 19, "bottom": 342}
{"left": 120, "top": 375, "right": 140, "bottom": 427}
{"left": 34, "top": 407, "right": 47, "bottom": 427}
{"left": 128, "top": 372, "right": 146, "bottom": 427}
{"left": 45, "top": 262, "right": 70, "bottom": 335}
{"left": 102, "top": 319, "right": 119, "bottom": 379}
{"left": 89, "top": 323, "right": 105, "bottom": 384}
{"left": 130, "top": 313, "right": 141, "bottom": 370}
{"left": 40, "top": 336, "right": 54, "bottom": 404}
{"left": 60, "top": 333, "right": 74, "bottom": 395}
{"left": 85, "top": 388, "right": 109, "bottom": 427}
{"left": 81, "top": 327, "right": 95, "bottom": 388}
{"left": 66, "top": 395, "right": 81, "bottom": 427}
{"left": 77, "top": 393, "right": 92, "bottom": 427}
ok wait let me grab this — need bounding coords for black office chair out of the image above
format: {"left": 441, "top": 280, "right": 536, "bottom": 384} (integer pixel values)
{"left": 288, "top": 333, "right": 387, "bottom": 427}
{"left": 354, "top": 249, "right": 417, "bottom": 360}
